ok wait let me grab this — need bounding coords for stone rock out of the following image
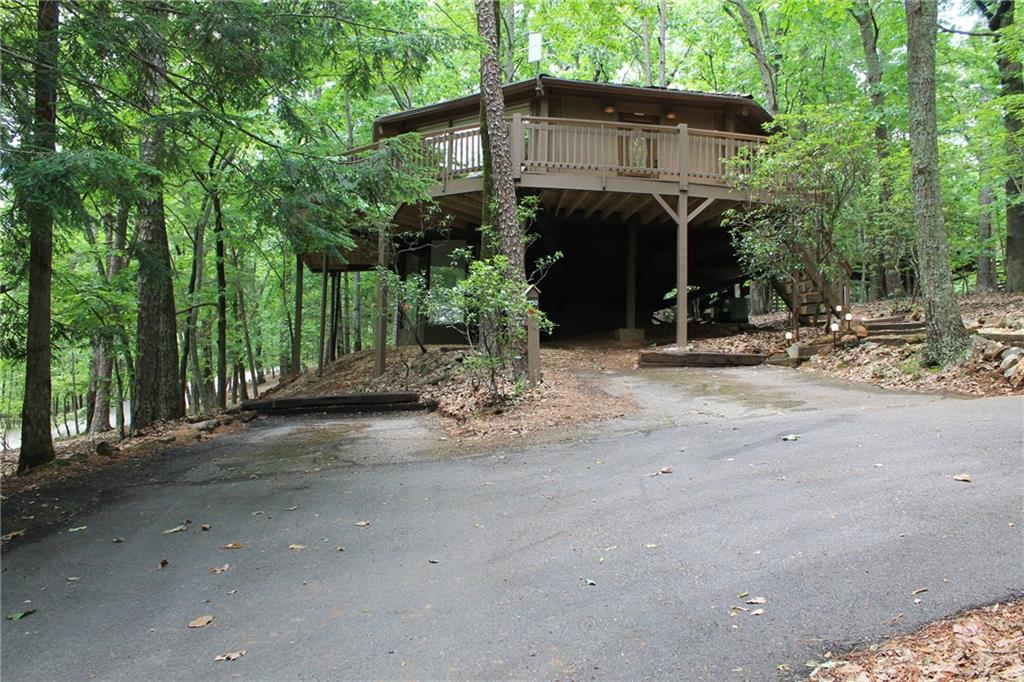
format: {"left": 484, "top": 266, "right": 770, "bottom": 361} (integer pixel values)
{"left": 1000, "top": 346, "right": 1024, "bottom": 360}
{"left": 95, "top": 441, "right": 118, "bottom": 457}
{"left": 852, "top": 324, "right": 869, "bottom": 338}
{"left": 190, "top": 419, "right": 220, "bottom": 432}
{"left": 1004, "top": 364, "right": 1018, "bottom": 380}
{"left": 840, "top": 334, "right": 859, "bottom": 345}
{"left": 998, "top": 354, "right": 1021, "bottom": 372}
{"left": 156, "top": 435, "right": 175, "bottom": 444}
{"left": 1011, "top": 362, "right": 1024, "bottom": 390}
{"left": 973, "top": 337, "right": 1007, "bottom": 361}
{"left": 861, "top": 341, "right": 880, "bottom": 351}
{"left": 766, "top": 354, "right": 802, "bottom": 368}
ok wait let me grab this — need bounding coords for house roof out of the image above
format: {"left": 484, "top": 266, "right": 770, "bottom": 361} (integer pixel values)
{"left": 373, "top": 75, "right": 773, "bottom": 131}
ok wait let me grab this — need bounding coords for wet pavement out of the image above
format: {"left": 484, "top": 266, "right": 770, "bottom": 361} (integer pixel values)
{"left": 1, "top": 366, "right": 1021, "bottom": 680}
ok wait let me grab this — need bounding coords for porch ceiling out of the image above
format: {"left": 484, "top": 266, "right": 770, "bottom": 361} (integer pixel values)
{"left": 394, "top": 189, "right": 740, "bottom": 232}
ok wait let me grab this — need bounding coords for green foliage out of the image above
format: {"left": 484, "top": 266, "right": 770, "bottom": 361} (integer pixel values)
{"left": 426, "top": 253, "right": 553, "bottom": 393}
{"left": 725, "top": 105, "right": 875, "bottom": 285}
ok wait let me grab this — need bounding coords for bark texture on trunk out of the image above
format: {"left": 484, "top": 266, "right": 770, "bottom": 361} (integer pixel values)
{"left": 977, "top": 1, "right": 1023, "bottom": 290}
{"left": 476, "top": 0, "right": 524, "bottom": 283}
{"left": 212, "top": 193, "right": 228, "bottom": 406}
{"left": 977, "top": 184, "right": 998, "bottom": 292}
{"left": 851, "top": 0, "right": 902, "bottom": 299}
{"left": 725, "top": 0, "right": 779, "bottom": 115}
{"left": 292, "top": 252, "right": 304, "bottom": 375}
{"left": 905, "top": 0, "right": 970, "bottom": 364}
{"left": 132, "top": 1, "right": 184, "bottom": 429}
{"left": 658, "top": 0, "right": 668, "bottom": 87}
{"left": 19, "top": 0, "right": 59, "bottom": 472}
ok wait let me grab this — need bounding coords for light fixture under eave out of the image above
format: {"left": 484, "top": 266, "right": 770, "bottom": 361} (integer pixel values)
{"left": 665, "top": 111, "right": 677, "bottom": 120}
{"left": 603, "top": 104, "right": 616, "bottom": 114}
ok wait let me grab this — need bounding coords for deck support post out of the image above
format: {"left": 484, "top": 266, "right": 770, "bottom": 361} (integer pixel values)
{"left": 676, "top": 191, "right": 689, "bottom": 348}
{"left": 373, "top": 226, "right": 388, "bottom": 378}
{"left": 317, "top": 251, "right": 328, "bottom": 377}
{"left": 626, "top": 224, "right": 637, "bottom": 329}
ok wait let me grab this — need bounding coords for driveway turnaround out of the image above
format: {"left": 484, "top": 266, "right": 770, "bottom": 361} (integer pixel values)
{"left": 2, "top": 367, "right": 1022, "bottom": 680}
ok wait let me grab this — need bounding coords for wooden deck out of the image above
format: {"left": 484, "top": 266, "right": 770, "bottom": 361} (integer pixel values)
{"left": 638, "top": 350, "right": 768, "bottom": 368}
{"left": 351, "top": 115, "right": 766, "bottom": 213}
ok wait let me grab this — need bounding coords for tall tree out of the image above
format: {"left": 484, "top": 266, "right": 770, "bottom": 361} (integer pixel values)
{"left": 17, "top": 0, "right": 59, "bottom": 472}
{"left": 476, "top": 0, "right": 522, "bottom": 279}
{"left": 977, "top": 185, "right": 998, "bottom": 292}
{"left": 132, "top": 2, "right": 184, "bottom": 428}
{"left": 905, "top": 0, "right": 970, "bottom": 364}
{"left": 976, "top": 1, "right": 1023, "bottom": 291}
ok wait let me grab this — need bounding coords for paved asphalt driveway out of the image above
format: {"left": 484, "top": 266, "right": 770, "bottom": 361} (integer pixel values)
{"left": 2, "top": 366, "right": 1022, "bottom": 680}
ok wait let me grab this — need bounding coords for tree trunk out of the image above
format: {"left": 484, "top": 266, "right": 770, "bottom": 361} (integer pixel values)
{"left": 641, "top": 14, "right": 653, "bottom": 87}
{"left": 851, "top": 0, "right": 899, "bottom": 301}
{"left": 977, "top": 184, "right": 998, "bottom": 292}
{"left": 342, "top": 272, "right": 351, "bottom": 354}
{"left": 292, "top": 252, "right": 304, "bottom": 375}
{"left": 477, "top": 0, "right": 527, "bottom": 370}
{"left": 501, "top": 0, "right": 516, "bottom": 82}
{"left": 179, "top": 196, "right": 211, "bottom": 410}
{"left": 237, "top": 286, "right": 259, "bottom": 400}
{"left": 725, "top": 0, "right": 779, "bottom": 115}
{"left": 18, "top": 0, "right": 59, "bottom": 472}
{"left": 353, "top": 271, "right": 362, "bottom": 351}
{"left": 658, "top": 0, "right": 668, "bottom": 87}
{"left": 978, "top": 1, "right": 1023, "bottom": 290}
{"left": 477, "top": 0, "right": 521, "bottom": 278}
{"left": 749, "top": 280, "right": 771, "bottom": 315}
{"left": 133, "top": 1, "right": 183, "bottom": 430}
{"left": 212, "top": 192, "right": 228, "bottom": 406}
{"left": 905, "top": 0, "right": 970, "bottom": 364}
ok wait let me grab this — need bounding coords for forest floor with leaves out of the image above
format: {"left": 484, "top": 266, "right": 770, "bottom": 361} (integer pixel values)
{"left": 810, "top": 599, "right": 1024, "bottom": 681}
{"left": 692, "top": 292, "right": 1024, "bottom": 397}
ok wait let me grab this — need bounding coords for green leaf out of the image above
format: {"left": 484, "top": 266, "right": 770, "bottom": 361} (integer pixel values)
{"left": 6, "top": 609, "right": 36, "bottom": 621}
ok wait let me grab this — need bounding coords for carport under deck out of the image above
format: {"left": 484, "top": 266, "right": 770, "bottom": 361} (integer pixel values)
{"left": 389, "top": 115, "right": 766, "bottom": 345}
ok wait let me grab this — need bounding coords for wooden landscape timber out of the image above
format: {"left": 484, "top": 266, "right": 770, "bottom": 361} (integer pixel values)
{"left": 638, "top": 350, "right": 768, "bottom": 367}
{"left": 240, "top": 392, "right": 430, "bottom": 415}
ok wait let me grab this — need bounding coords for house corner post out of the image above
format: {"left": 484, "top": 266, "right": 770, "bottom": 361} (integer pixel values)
{"left": 676, "top": 191, "right": 689, "bottom": 348}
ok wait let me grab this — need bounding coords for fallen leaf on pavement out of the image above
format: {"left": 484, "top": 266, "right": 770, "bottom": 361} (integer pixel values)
{"left": 210, "top": 564, "right": 229, "bottom": 574}
{"left": 602, "top": 545, "right": 618, "bottom": 551}
{"left": 69, "top": 526, "right": 87, "bottom": 533}
{"left": 354, "top": 521, "right": 370, "bottom": 527}
{"left": 226, "top": 589, "right": 237, "bottom": 595}
{"left": 159, "top": 559, "right": 169, "bottom": 569}
{"left": 1, "top": 529, "right": 26, "bottom": 542}
{"left": 284, "top": 505, "right": 298, "bottom": 511}
{"left": 581, "top": 577, "right": 596, "bottom": 586}
{"left": 428, "top": 559, "right": 439, "bottom": 564}
{"left": 200, "top": 524, "right": 211, "bottom": 531}
{"left": 336, "top": 546, "right": 345, "bottom": 552}
{"left": 221, "top": 542, "right": 243, "bottom": 549}
{"left": 737, "top": 591, "right": 750, "bottom": 599}
{"left": 288, "top": 544, "right": 306, "bottom": 551}
{"left": 644, "top": 544, "right": 658, "bottom": 549}
{"left": 163, "top": 524, "right": 188, "bottom": 535}
{"left": 659, "top": 466, "right": 673, "bottom": 474}
{"left": 746, "top": 597, "right": 767, "bottom": 605}
{"left": 65, "top": 576, "right": 79, "bottom": 582}
{"left": 6, "top": 610, "right": 36, "bottom": 621}
{"left": 781, "top": 434, "right": 801, "bottom": 441}
{"left": 214, "top": 650, "right": 245, "bottom": 661}
{"left": 751, "top": 608, "right": 765, "bottom": 616}
{"left": 912, "top": 587, "right": 928, "bottom": 595}
{"left": 188, "top": 614, "right": 213, "bottom": 628}
{"left": 112, "top": 538, "right": 123, "bottom": 543}
{"left": 953, "top": 474, "right": 973, "bottom": 483}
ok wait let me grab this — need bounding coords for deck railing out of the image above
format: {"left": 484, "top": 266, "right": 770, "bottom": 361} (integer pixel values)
{"left": 361, "top": 115, "right": 768, "bottom": 189}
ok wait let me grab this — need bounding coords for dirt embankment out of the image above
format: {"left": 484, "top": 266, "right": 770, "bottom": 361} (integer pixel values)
{"left": 265, "top": 345, "right": 637, "bottom": 443}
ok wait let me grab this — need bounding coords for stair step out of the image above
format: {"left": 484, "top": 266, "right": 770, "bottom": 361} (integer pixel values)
{"left": 865, "top": 321, "right": 926, "bottom": 332}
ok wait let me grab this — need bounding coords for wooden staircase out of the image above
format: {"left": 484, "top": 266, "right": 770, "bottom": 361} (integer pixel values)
{"left": 772, "top": 271, "right": 832, "bottom": 325}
